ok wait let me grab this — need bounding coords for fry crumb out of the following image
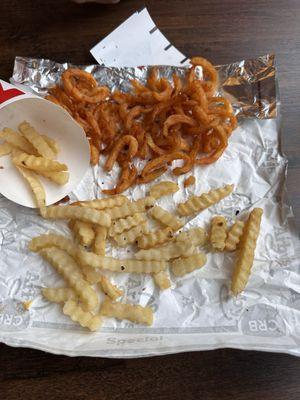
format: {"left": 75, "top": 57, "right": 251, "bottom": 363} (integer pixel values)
{"left": 22, "top": 301, "right": 33, "bottom": 310}
{"left": 184, "top": 176, "right": 196, "bottom": 187}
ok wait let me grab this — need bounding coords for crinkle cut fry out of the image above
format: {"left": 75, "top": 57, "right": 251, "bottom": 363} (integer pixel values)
{"left": 78, "top": 250, "right": 167, "bottom": 274}
{"left": 177, "top": 184, "right": 234, "bottom": 216}
{"left": 231, "top": 208, "right": 263, "bottom": 296}
{"left": 100, "top": 298, "right": 153, "bottom": 326}
{"left": 113, "top": 223, "right": 148, "bottom": 247}
{"left": 18, "top": 121, "right": 56, "bottom": 159}
{"left": 137, "top": 227, "right": 174, "bottom": 249}
{"left": 106, "top": 196, "right": 155, "bottom": 220}
{"left": 42, "top": 287, "right": 76, "bottom": 303}
{"left": 42, "top": 205, "right": 111, "bottom": 227}
{"left": 171, "top": 252, "right": 207, "bottom": 277}
{"left": 149, "top": 181, "right": 179, "bottom": 199}
{"left": 175, "top": 227, "right": 207, "bottom": 247}
{"left": 109, "top": 213, "right": 146, "bottom": 237}
{"left": 210, "top": 216, "right": 227, "bottom": 251}
{"left": 149, "top": 205, "right": 184, "bottom": 231}
{"left": 39, "top": 247, "right": 99, "bottom": 311}
{"left": 225, "top": 220, "right": 245, "bottom": 251}
{"left": 72, "top": 195, "right": 129, "bottom": 210}
{"left": 100, "top": 276, "right": 123, "bottom": 300}
{"left": 135, "top": 241, "right": 195, "bottom": 261}
{"left": 93, "top": 226, "right": 107, "bottom": 256}
{"left": 15, "top": 165, "right": 46, "bottom": 209}
{"left": 63, "top": 299, "right": 102, "bottom": 331}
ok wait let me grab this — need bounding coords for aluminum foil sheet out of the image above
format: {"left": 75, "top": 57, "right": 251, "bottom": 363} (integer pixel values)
{"left": 0, "top": 55, "right": 299, "bottom": 358}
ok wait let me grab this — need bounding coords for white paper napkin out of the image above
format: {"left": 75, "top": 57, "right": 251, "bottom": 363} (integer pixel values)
{"left": 90, "top": 8, "right": 190, "bottom": 67}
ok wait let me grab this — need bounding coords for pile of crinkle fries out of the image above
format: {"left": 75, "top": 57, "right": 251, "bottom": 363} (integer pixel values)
{"left": 0, "top": 57, "right": 263, "bottom": 331}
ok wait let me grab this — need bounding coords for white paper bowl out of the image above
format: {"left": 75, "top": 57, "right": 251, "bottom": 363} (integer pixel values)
{"left": 0, "top": 97, "right": 90, "bottom": 208}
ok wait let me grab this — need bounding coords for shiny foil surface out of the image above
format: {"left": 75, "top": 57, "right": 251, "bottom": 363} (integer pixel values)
{"left": 0, "top": 55, "right": 299, "bottom": 358}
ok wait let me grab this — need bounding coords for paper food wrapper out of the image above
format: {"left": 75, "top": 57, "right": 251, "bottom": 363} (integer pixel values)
{"left": 0, "top": 80, "right": 90, "bottom": 208}
{"left": 1, "top": 9, "right": 300, "bottom": 357}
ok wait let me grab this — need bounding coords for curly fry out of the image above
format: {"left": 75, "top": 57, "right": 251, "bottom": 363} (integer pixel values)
{"left": 104, "top": 135, "right": 138, "bottom": 172}
{"left": 163, "top": 114, "right": 196, "bottom": 137}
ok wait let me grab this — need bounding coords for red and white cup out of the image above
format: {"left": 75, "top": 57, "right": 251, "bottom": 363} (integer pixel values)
{"left": 0, "top": 80, "right": 90, "bottom": 208}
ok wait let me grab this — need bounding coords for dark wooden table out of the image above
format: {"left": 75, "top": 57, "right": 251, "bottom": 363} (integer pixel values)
{"left": 0, "top": 1, "right": 299, "bottom": 399}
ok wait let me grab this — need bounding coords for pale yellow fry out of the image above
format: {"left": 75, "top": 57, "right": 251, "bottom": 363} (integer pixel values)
{"left": 231, "top": 208, "right": 263, "bottom": 296}
{"left": 149, "top": 206, "right": 184, "bottom": 231}
{"left": 225, "top": 220, "right": 245, "bottom": 251}
{"left": 177, "top": 184, "right": 234, "bottom": 216}
{"left": 137, "top": 227, "right": 174, "bottom": 249}
{"left": 63, "top": 299, "right": 102, "bottom": 331}
{"left": 100, "top": 298, "right": 153, "bottom": 326}
{"left": 70, "top": 220, "right": 95, "bottom": 247}
{"left": 29, "top": 233, "right": 78, "bottom": 256}
{"left": 42, "top": 205, "right": 111, "bottom": 227}
{"left": 210, "top": 216, "right": 227, "bottom": 251}
{"left": 12, "top": 150, "right": 67, "bottom": 172}
{"left": 0, "top": 142, "right": 12, "bottom": 156}
{"left": 39, "top": 247, "right": 99, "bottom": 311}
{"left": 29, "top": 233, "right": 166, "bottom": 274}
{"left": 15, "top": 165, "right": 46, "bottom": 209}
{"left": 73, "top": 195, "right": 129, "bottom": 210}
{"left": 41, "top": 134, "right": 60, "bottom": 155}
{"left": 106, "top": 196, "right": 155, "bottom": 220}
{"left": 113, "top": 222, "right": 148, "bottom": 247}
{"left": 171, "top": 253, "right": 207, "bottom": 277}
{"left": 153, "top": 271, "right": 171, "bottom": 290}
{"left": 175, "top": 227, "right": 207, "bottom": 247}
{"left": 18, "top": 121, "right": 55, "bottom": 159}
{"left": 100, "top": 276, "right": 123, "bottom": 300}
{"left": 29, "top": 233, "right": 102, "bottom": 283}
{"left": 93, "top": 226, "right": 107, "bottom": 256}
{"left": 135, "top": 241, "right": 195, "bottom": 261}
{"left": 78, "top": 250, "right": 167, "bottom": 274}
{"left": 149, "top": 181, "right": 179, "bottom": 199}
{"left": 81, "top": 264, "right": 103, "bottom": 284}
{"left": 42, "top": 287, "right": 76, "bottom": 303}
{"left": 109, "top": 213, "right": 146, "bottom": 237}
{"left": 37, "top": 170, "right": 69, "bottom": 185}
{"left": 1, "top": 128, "right": 36, "bottom": 154}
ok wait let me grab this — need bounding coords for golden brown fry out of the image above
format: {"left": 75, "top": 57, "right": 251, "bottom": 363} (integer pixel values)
{"left": 149, "top": 181, "right": 179, "bottom": 199}
{"left": 153, "top": 271, "right": 171, "bottom": 290}
{"left": 93, "top": 226, "right": 107, "bottom": 256}
{"left": 18, "top": 121, "right": 56, "bottom": 159}
{"left": 42, "top": 205, "right": 111, "bottom": 227}
{"left": 42, "top": 287, "right": 76, "bottom": 303}
{"left": 100, "top": 298, "right": 153, "bottom": 326}
{"left": 171, "top": 252, "right": 207, "bottom": 277}
{"left": 135, "top": 241, "right": 195, "bottom": 261}
{"left": 63, "top": 299, "right": 102, "bottom": 331}
{"left": 15, "top": 165, "right": 46, "bottom": 209}
{"left": 1, "top": 128, "right": 36, "bottom": 154}
{"left": 113, "top": 223, "right": 148, "bottom": 247}
{"left": 184, "top": 176, "right": 196, "bottom": 187}
{"left": 225, "top": 220, "right": 245, "bottom": 251}
{"left": 106, "top": 196, "right": 155, "bottom": 220}
{"left": 137, "top": 227, "right": 174, "bottom": 249}
{"left": 99, "top": 276, "right": 123, "bottom": 300}
{"left": 40, "top": 247, "right": 99, "bottom": 311}
{"left": 149, "top": 206, "right": 184, "bottom": 231}
{"left": 231, "top": 208, "right": 263, "bottom": 295}
{"left": 210, "top": 216, "right": 227, "bottom": 251}
{"left": 175, "top": 227, "right": 207, "bottom": 247}
{"left": 109, "top": 213, "right": 146, "bottom": 237}
{"left": 177, "top": 184, "right": 234, "bottom": 216}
